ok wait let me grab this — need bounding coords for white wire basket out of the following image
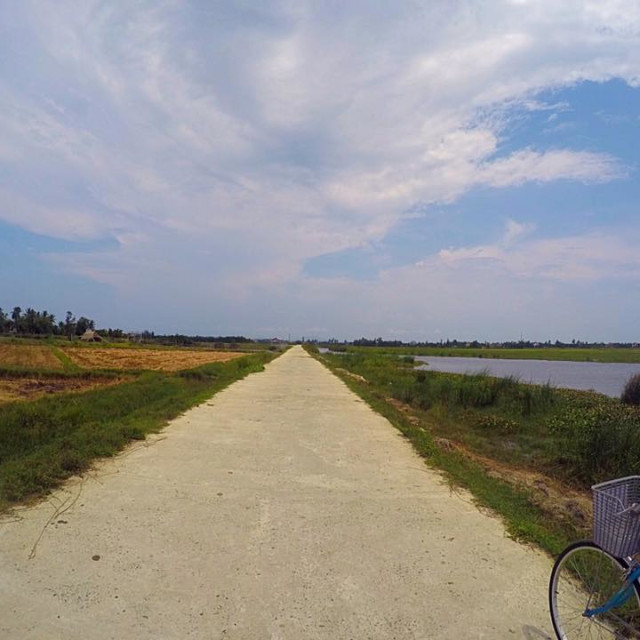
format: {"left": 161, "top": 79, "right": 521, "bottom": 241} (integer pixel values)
{"left": 592, "top": 476, "right": 640, "bottom": 558}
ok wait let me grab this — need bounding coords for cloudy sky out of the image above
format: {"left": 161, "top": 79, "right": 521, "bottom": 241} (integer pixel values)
{"left": 1, "top": 1, "right": 640, "bottom": 341}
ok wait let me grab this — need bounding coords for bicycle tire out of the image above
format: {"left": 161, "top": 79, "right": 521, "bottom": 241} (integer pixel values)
{"left": 549, "top": 540, "right": 640, "bottom": 639}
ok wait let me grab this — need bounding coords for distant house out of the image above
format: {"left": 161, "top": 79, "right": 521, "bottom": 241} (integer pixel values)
{"left": 80, "top": 330, "right": 103, "bottom": 342}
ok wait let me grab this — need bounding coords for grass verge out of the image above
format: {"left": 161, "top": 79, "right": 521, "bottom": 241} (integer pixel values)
{"left": 0, "top": 351, "right": 275, "bottom": 511}
{"left": 307, "top": 346, "right": 587, "bottom": 556}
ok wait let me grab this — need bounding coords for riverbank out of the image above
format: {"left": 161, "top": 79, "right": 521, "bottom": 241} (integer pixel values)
{"left": 309, "top": 348, "right": 640, "bottom": 556}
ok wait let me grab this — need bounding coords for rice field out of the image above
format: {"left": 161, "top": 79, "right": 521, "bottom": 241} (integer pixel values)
{"left": 0, "top": 344, "right": 62, "bottom": 370}
{"left": 0, "top": 376, "right": 125, "bottom": 403}
{"left": 0, "top": 341, "right": 247, "bottom": 403}
{"left": 62, "top": 347, "right": 246, "bottom": 371}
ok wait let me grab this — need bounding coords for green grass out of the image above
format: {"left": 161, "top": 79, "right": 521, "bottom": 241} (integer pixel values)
{"left": 0, "top": 352, "right": 275, "bottom": 511}
{"left": 50, "top": 345, "right": 82, "bottom": 372}
{"left": 0, "top": 366, "right": 120, "bottom": 381}
{"left": 308, "top": 347, "right": 640, "bottom": 555}
{"left": 337, "top": 345, "right": 640, "bottom": 363}
{"left": 307, "top": 347, "right": 576, "bottom": 555}
{"left": 322, "top": 351, "right": 640, "bottom": 487}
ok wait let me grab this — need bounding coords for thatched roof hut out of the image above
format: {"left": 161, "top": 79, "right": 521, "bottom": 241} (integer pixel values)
{"left": 80, "top": 330, "right": 103, "bottom": 342}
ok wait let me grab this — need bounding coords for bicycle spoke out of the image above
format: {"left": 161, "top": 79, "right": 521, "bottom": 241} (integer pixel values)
{"left": 550, "top": 542, "right": 640, "bottom": 639}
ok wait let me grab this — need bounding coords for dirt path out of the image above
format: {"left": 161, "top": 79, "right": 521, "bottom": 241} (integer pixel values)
{"left": 0, "top": 346, "right": 554, "bottom": 639}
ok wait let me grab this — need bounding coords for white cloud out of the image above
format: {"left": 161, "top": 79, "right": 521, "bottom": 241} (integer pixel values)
{"left": 504, "top": 219, "right": 536, "bottom": 245}
{"left": 479, "top": 149, "right": 625, "bottom": 187}
{"left": 0, "top": 188, "right": 115, "bottom": 240}
{"left": 434, "top": 227, "right": 640, "bottom": 282}
{"left": 284, "top": 227, "right": 640, "bottom": 341}
{"left": 4, "top": 3, "right": 634, "bottom": 239}
{"left": 1, "top": 0, "right": 640, "bottom": 336}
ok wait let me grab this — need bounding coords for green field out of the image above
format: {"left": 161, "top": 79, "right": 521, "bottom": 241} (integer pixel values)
{"left": 336, "top": 345, "right": 640, "bottom": 363}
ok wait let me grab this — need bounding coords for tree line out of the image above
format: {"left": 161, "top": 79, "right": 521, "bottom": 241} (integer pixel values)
{"left": 345, "top": 337, "right": 640, "bottom": 349}
{"left": 0, "top": 306, "right": 95, "bottom": 339}
{"left": 0, "top": 306, "right": 251, "bottom": 344}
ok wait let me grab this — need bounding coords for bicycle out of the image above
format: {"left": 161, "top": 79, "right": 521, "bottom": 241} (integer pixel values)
{"left": 549, "top": 476, "right": 640, "bottom": 639}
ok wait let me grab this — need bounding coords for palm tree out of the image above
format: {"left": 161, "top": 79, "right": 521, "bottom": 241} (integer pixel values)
{"left": 11, "top": 306, "right": 22, "bottom": 332}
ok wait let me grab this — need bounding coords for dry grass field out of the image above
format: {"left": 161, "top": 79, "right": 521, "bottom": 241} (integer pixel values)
{"left": 62, "top": 347, "right": 246, "bottom": 371}
{"left": 0, "top": 341, "right": 249, "bottom": 404}
{"left": 0, "top": 344, "right": 62, "bottom": 370}
{"left": 0, "top": 376, "right": 125, "bottom": 404}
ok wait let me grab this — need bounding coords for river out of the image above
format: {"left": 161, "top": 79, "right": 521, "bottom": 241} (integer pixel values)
{"left": 414, "top": 356, "right": 640, "bottom": 398}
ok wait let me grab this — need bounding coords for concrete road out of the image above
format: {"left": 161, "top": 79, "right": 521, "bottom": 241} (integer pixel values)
{"left": 0, "top": 346, "right": 554, "bottom": 639}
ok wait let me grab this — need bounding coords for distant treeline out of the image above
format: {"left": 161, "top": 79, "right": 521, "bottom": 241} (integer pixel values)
{"left": 135, "top": 332, "right": 252, "bottom": 346}
{"left": 329, "top": 337, "right": 640, "bottom": 349}
{"left": 0, "top": 307, "right": 253, "bottom": 344}
{"left": 0, "top": 306, "right": 95, "bottom": 340}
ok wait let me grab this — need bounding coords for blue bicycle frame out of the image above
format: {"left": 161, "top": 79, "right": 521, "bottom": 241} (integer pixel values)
{"left": 585, "top": 562, "right": 640, "bottom": 618}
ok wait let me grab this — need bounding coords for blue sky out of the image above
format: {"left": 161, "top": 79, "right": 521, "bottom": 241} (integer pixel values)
{"left": 1, "top": 1, "right": 640, "bottom": 341}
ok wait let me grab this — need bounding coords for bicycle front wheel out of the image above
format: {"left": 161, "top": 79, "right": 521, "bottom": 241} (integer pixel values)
{"left": 549, "top": 540, "right": 640, "bottom": 639}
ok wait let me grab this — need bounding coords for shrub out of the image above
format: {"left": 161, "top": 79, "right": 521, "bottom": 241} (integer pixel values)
{"left": 391, "top": 382, "right": 414, "bottom": 405}
{"left": 548, "top": 401, "right": 640, "bottom": 482}
{"left": 473, "top": 414, "right": 518, "bottom": 434}
{"left": 621, "top": 373, "right": 640, "bottom": 406}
